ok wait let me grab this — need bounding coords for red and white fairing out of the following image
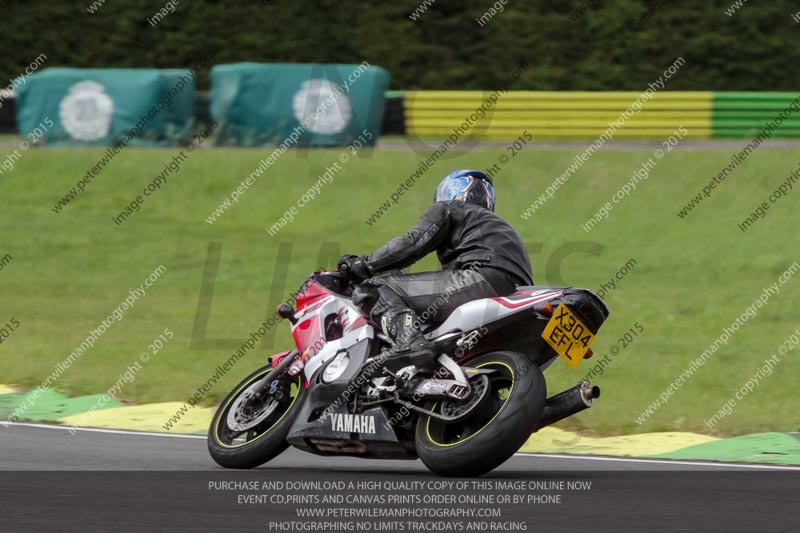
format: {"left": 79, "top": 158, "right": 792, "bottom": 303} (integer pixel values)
{"left": 426, "top": 289, "right": 563, "bottom": 337}
{"left": 285, "top": 279, "right": 563, "bottom": 379}
{"left": 289, "top": 279, "right": 374, "bottom": 380}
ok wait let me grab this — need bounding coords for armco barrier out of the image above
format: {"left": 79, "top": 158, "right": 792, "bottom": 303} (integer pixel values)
{"left": 404, "top": 91, "right": 800, "bottom": 140}
{"left": 712, "top": 92, "right": 800, "bottom": 138}
{"left": 404, "top": 91, "right": 713, "bottom": 139}
{"left": 6, "top": 90, "right": 800, "bottom": 141}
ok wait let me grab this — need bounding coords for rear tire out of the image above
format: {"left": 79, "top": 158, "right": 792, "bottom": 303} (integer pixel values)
{"left": 415, "top": 351, "right": 545, "bottom": 477}
{"left": 208, "top": 363, "right": 305, "bottom": 469}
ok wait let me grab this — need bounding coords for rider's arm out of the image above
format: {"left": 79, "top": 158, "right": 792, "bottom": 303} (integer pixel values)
{"left": 365, "top": 201, "right": 451, "bottom": 274}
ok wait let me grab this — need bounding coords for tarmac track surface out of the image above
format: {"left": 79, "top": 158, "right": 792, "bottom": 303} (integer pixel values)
{"left": 0, "top": 422, "right": 797, "bottom": 532}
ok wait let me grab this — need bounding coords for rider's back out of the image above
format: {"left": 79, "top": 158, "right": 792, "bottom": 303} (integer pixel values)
{"left": 436, "top": 200, "right": 533, "bottom": 288}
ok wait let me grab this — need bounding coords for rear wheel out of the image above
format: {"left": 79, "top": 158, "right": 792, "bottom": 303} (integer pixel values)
{"left": 415, "top": 351, "right": 545, "bottom": 477}
{"left": 208, "top": 363, "right": 304, "bottom": 469}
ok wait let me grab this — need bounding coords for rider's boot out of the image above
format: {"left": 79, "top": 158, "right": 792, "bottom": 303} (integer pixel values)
{"left": 379, "top": 310, "right": 437, "bottom": 373}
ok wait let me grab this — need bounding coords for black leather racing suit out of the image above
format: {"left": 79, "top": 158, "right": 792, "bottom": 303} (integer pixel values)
{"left": 352, "top": 200, "right": 533, "bottom": 339}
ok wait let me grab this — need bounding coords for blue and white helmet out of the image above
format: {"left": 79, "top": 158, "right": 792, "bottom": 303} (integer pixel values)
{"left": 434, "top": 170, "right": 495, "bottom": 211}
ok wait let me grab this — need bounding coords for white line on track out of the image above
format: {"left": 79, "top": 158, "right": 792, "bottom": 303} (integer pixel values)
{"left": 516, "top": 452, "right": 800, "bottom": 471}
{"left": 4, "top": 421, "right": 799, "bottom": 471}
{"left": 1, "top": 420, "right": 205, "bottom": 439}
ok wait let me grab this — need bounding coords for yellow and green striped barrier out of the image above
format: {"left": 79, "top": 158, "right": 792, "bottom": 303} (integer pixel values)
{"left": 401, "top": 91, "right": 800, "bottom": 140}
{"left": 712, "top": 92, "right": 800, "bottom": 138}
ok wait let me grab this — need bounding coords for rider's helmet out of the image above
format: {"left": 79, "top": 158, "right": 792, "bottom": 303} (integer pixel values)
{"left": 434, "top": 170, "right": 495, "bottom": 211}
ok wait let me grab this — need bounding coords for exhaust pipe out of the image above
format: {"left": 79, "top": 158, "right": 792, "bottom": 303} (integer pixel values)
{"left": 534, "top": 380, "right": 600, "bottom": 431}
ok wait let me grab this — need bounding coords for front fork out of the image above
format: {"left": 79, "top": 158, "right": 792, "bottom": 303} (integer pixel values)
{"left": 250, "top": 349, "right": 298, "bottom": 399}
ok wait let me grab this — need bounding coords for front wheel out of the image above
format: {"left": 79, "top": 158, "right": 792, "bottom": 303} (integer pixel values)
{"left": 208, "top": 362, "right": 304, "bottom": 469}
{"left": 415, "top": 351, "right": 546, "bottom": 477}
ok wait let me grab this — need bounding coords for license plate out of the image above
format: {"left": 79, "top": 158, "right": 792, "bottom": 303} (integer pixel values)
{"left": 542, "top": 304, "right": 595, "bottom": 370}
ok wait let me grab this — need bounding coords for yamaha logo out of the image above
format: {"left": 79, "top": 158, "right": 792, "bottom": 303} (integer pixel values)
{"left": 59, "top": 81, "right": 113, "bottom": 141}
{"left": 330, "top": 413, "right": 376, "bottom": 434}
{"left": 292, "top": 79, "right": 351, "bottom": 135}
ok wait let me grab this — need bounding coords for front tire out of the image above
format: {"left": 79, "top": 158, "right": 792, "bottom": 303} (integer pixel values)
{"left": 415, "top": 351, "right": 545, "bottom": 477}
{"left": 208, "top": 362, "right": 304, "bottom": 469}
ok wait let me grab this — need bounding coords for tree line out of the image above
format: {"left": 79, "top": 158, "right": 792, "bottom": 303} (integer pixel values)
{"left": 1, "top": 0, "right": 798, "bottom": 91}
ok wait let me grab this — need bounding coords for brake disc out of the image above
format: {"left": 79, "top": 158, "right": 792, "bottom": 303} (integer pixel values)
{"left": 226, "top": 377, "right": 280, "bottom": 432}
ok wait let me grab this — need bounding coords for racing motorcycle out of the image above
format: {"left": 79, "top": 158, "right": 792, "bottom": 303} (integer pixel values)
{"left": 208, "top": 270, "right": 609, "bottom": 477}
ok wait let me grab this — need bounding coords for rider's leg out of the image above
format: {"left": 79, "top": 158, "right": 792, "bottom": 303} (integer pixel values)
{"left": 352, "top": 269, "right": 500, "bottom": 371}
{"left": 352, "top": 283, "right": 435, "bottom": 371}
{"left": 378, "top": 307, "right": 436, "bottom": 370}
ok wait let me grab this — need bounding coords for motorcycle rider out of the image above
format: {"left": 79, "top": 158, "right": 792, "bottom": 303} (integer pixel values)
{"left": 338, "top": 170, "right": 533, "bottom": 371}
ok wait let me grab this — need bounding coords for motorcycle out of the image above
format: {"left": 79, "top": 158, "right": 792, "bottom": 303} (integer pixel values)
{"left": 208, "top": 270, "right": 609, "bottom": 477}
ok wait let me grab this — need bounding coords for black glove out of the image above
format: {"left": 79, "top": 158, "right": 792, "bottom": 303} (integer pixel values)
{"left": 338, "top": 254, "right": 371, "bottom": 283}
